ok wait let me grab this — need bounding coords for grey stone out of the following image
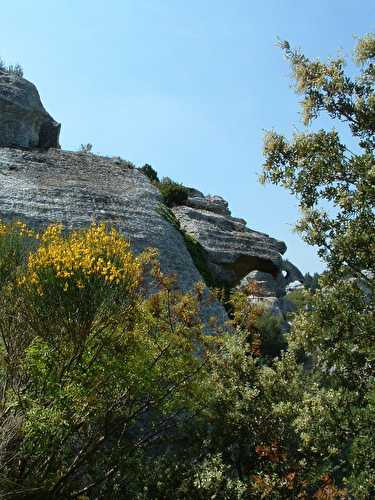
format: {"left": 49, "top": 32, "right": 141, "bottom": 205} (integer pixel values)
{"left": 0, "top": 70, "right": 60, "bottom": 149}
{"left": 240, "top": 270, "right": 279, "bottom": 297}
{"left": 0, "top": 148, "right": 226, "bottom": 325}
{"left": 238, "top": 261, "right": 304, "bottom": 325}
{"left": 172, "top": 203, "right": 286, "bottom": 287}
{"left": 277, "top": 260, "right": 304, "bottom": 290}
{"left": 246, "top": 296, "right": 285, "bottom": 320}
{"left": 185, "top": 195, "right": 231, "bottom": 216}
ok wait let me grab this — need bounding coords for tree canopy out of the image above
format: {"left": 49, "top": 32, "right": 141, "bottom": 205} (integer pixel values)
{"left": 261, "top": 33, "right": 375, "bottom": 497}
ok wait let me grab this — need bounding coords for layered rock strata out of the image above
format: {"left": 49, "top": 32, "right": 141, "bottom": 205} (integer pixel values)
{"left": 172, "top": 192, "right": 304, "bottom": 323}
{"left": 172, "top": 192, "right": 287, "bottom": 287}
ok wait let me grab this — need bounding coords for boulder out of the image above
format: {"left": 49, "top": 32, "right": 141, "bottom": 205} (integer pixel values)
{"left": 0, "top": 70, "right": 60, "bottom": 149}
{"left": 172, "top": 200, "right": 287, "bottom": 287}
{"left": 240, "top": 270, "right": 279, "bottom": 297}
{"left": 285, "top": 280, "right": 304, "bottom": 293}
{"left": 238, "top": 260, "right": 304, "bottom": 326}
{"left": 185, "top": 195, "right": 231, "bottom": 216}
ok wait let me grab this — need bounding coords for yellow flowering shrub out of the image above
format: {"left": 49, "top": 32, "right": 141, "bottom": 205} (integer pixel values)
{"left": 19, "top": 223, "right": 152, "bottom": 295}
{"left": 10, "top": 222, "right": 158, "bottom": 345}
{"left": 0, "top": 220, "right": 35, "bottom": 238}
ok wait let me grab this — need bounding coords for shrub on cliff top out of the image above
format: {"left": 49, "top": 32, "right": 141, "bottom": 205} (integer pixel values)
{"left": 158, "top": 177, "right": 189, "bottom": 207}
{"left": 139, "top": 163, "right": 160, "bottom": 183}
{"left": 0, "top": 57, "right": 23, "bottom": 77}
{"left": 137, "top": 166, "right": 188, "bottom": 207}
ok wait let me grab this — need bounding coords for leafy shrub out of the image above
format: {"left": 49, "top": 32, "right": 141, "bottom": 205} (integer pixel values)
{"left": 254, "top": 310, "right": 287, "bottom": 360}
{"left": 0, "top": 221, "right": 35, "bottom": 289}
{"left": 285, "top": 288, "right": 312, "bottom": 316}
{"left": 0, "top": 220, "right": 352, "bottom": 498}
{"left": 0, "top": 221, "right": 215, "bottom": 498}
{"left": 137, "top": 166, "right": 188, "bottom": 207}
{"left": 139, "top": 163, "right": 159, "bottom": 183}
{"left": 158, "top": 177, "right": 189, "bottom": 207}
{"left": 303, "top": 272, "right": 321, "bottom": 291}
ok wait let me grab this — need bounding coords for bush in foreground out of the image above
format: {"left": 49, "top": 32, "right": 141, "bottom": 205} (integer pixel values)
{"left": 0, "top": 222, "right": 216, "bottom": 498}
{"left": 0, "top": 221, "right": 347, "bottom": 499}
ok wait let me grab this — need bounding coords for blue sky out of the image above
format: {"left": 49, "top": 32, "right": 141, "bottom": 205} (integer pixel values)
{"left": 1, "top": 1, "right": 374, "bottom": 273}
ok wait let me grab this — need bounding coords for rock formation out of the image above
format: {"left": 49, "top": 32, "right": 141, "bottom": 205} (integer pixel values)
{"left": 173, "top": 192, "right": 287, "bottom": 287}
{"left": 0, "top": 72, "right": 304, "bottom": 325}
{"left": 0, "top": 147, "right": 228, "bottom": 323}
{"left": 171, "top": 191, "right": 304, "bottom": 323}
{"left": 0, "top": 69, "right": 60, "bottom": 149}
{"left": 238, "top": 261, "right": 304, "bottom": 326}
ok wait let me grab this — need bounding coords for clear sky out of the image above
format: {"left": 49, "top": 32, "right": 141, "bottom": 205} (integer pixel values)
{"left": 1, "top": 1, "right": 374, "bottom": 273}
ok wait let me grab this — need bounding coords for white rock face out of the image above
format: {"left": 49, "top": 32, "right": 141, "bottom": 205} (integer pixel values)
{"left": 185, "top": 194, "right": 231, "bottom": 216}
{"left": 0, "top": 148, "right": 227, "bottom": 324}
{"left": 0, "top": 72, "right": 308, "bottom": 330}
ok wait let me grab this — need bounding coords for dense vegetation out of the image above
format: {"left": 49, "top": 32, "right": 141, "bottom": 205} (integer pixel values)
{"left": 0, "top": 33, "right": 374, "bottom": 498}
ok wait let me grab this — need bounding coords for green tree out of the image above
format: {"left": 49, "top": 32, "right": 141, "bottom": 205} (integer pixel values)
{"left": 262, "top": 33, "right": 375, "bottom": 497}
{"left": 158, "top": 177, "right": 189, "bottom": 207}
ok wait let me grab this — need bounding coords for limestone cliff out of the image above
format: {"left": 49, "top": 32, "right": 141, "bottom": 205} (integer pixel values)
{"left": 0, "top": 72, "right": 303, "bottom": 323}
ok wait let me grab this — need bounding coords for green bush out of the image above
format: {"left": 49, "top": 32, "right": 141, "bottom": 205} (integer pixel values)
{"left": 0, "top": 220, "right": 354, "bottom": 498}
{"left": 254, "top": 309, "right": 287, "bottom": 361}
{"left": 139, "top": 163, "right": 159, "bottom": 183}
{"left": 158, "top": 177, "right": 189, "bottom": 207}
{"left": 303, "top": 272, "right": 321, "bottom": 292}
{"left": 0, "top": 221, "right": 214, "bottom": 498}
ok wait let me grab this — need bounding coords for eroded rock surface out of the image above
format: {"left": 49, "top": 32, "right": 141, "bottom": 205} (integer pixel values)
{"left": 171, "top": 190, "right": 304, "bottom": 324}
{"left": 0, "top": 148, "right": 227, "bottom": 324}
{"left": 0, "top": 70, "right": 60, "bottom": 149}
{"left": 238, "top": 260, "right": 304, "bottom": 327}
{"left": 185, "top": 194, "right": 231, "bottom": 216}
{"left": 172, "top": 195, "right": 287, "bottom": 287}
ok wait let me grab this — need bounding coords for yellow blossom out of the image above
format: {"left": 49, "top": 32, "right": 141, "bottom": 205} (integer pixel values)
{"left": 18, "top": 223, "right": 151, "bottom": 295}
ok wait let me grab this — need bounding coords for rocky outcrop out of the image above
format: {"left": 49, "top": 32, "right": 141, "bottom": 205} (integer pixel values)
{"left": 172, "top": 192, "right": 287, "bottom": 287}
{"left": 185, "top": 194, "right": 231, "bottom": 216}
{"left": 240, "top": 270, "right": 280, "bottom": 297}
{"left": 0, "top": 70, "right": 60, "bottom": 149}
{"left": 280, "top": 260, "right": 305, "bottom": 290}
{"left": 238, "top": 260, "right": 304, "bottom": 326}
{"left": 0, "top": 72, "right": 305, "bottom": 328}
{"left": 0, "top": 148, "right": 226, "bottom": 324}
{"left": 239, "top": 261, "right": 304, "bottom": 298}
